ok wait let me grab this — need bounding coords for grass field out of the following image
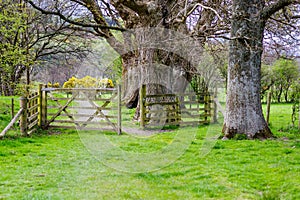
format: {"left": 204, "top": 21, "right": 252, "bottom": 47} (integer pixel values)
{"left": 0, "top": 96, "right": 299, "bottom": 199}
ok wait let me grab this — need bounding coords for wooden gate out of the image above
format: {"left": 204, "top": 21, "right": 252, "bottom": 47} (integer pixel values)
{"left": 25, "top": 91, "right": 40, "bottom": 135}
{"left": 139, "top": 84, "right": 215, "bottom": 128}
{"left": 40, "top": 86, "right": 122, "bottom": 134}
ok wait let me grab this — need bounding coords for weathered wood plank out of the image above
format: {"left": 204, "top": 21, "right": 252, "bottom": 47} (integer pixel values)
{"left": 0, "top": 108, "right": 23, "bottom": 138}
{"left": 27, "top": 104, "right": 39, "bottom": 112}
{"left": 28, "top": 119, "right": 39, "bottom": 130}
{"left": 28, "top": 112, "right": 39, "bottom": 121}
{"left": 53, "top": 120, "right": 115, "bottom": 125}
{"left": 145, "top": 102, "right": 178, "bottom": 106}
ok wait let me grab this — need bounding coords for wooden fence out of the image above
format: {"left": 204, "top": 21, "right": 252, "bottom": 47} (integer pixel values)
{"left": 0, "top": 85, "right": 122, "bottom": 138}
{"left": 1, "top": 83, "right": 220, "bottom": 138}
{"left": 139, "top": 84, "right": 217, "bottom": 128}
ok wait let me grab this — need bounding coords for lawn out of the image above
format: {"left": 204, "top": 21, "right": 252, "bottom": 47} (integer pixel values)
{"left": 0, "top": 96, "right": 299, "bottom": 199}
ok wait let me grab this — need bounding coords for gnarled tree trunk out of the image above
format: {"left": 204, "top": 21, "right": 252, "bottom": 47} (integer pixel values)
{"left": 223, "top": 0, "right": 273, "bottom": 139}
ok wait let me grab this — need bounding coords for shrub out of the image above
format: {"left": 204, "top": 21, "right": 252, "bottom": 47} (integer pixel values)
{"left": 47, "top": 82, "right": 60, "bottom": 88}
{"left": 63, "top": 76, "right": 114, "bottom": 88}
{"left": 99, "top": 78, "right": 114, "bottom": 88}
{"left": 63, "top": 77, "right": 77, "bottom": 88}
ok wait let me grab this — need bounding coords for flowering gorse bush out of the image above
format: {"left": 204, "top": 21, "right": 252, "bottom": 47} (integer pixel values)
{"left": 47, "top": 82, "right": 60, "bottom": 88}
{"left": 63, "top": 76, "right": 114, "bottom": 88}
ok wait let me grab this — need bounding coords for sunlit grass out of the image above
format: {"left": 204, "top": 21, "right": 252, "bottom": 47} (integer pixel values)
{"left": 0, "top": 97, "right": 299, "bottom": 199}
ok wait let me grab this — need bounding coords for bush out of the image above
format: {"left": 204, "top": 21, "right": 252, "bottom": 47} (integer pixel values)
{"left": 47, "top": 82, "right": 60, "bottom": 88}
{"left": 63, "top": 77, "right": 77, "bottom": 88}
{"left": 63, "top": 76, "right": 114, "bottom": 88}
{"left": 99, "top": 78, "right": 114, "bottom": 88}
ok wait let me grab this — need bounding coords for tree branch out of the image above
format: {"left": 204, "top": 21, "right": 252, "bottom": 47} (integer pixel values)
{"left": 25, "top": 0, "right": 126, "bottom": 32}
{"left": 261, "top": 0, "right": 299, "bottom": 20}
{"left": 269, "top": 16, "right": 297, "bottom": 29}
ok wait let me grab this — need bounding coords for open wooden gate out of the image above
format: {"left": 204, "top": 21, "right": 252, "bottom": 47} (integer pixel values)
{"left": 40, "top": 86, "right": 121, "bottom": 134}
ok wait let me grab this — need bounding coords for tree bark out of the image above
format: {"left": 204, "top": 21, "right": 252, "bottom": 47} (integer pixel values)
{"left": 223, "top": 0, "right": 273, "bottom": 139}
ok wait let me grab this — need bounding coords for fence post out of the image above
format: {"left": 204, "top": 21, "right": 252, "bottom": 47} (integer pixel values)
{"left": 38, "top": 84, "right": 43, "bottom": 127}
{"left": 41, "top": 85, "right": 47, "bottom": 128}
{"left": 176, "top": 96, "right": 181, "bottom": 125}
{"left": 20, "top": 96, "right": 28, "bottom": 136}
{"left": 117, "top": 85, "right": 122, "bottom": 135}
{"left": 213, "top": 87, "right": 218, "bottom": 123}
{"left": 204, "top": 91, "right": 210, "bottom": 124}
{"left": 140, "top": 84, "right": 146, "bottom": 128}
{"left": 266, "top": 91, "right": 272, "bottom": 125}
{"left": 11, "top": 98, "right": 14, "bottom": 119}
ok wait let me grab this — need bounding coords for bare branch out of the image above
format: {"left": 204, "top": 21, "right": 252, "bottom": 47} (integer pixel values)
{"left": 25, "top": 0, "right": 126, "bottom": 32}
{"left": 270, "top": 16, "right": 297, "bottom": 29}
{"left": 187, "top": 3, "right": 222, "bottom": 21}
{"left": 261, "top": 0, "right": 299, "bottom": 20}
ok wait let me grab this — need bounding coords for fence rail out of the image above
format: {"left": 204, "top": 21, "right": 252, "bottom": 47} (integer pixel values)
{"left": 0, "top": 108, "right": 23, "bottom": 138}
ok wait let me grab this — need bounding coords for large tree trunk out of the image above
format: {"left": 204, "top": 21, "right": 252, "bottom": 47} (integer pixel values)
{"left": 222, "top": 0, "right": 273, "bottom": 139}
{"left": 111, "top": 1, "right": 194, "bottom": 122}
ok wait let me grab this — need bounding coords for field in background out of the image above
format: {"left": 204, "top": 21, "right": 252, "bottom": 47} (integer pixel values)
{"left": 0, "top": 96, "right": 299, "bottom": 199}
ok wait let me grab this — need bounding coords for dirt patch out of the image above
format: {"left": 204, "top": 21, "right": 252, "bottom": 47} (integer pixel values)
{"left": 122, "top": 127, "right": 172, "bottom": 137}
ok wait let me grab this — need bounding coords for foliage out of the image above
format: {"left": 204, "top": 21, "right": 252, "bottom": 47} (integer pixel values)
{"left": 273, "top": 58, "right": 299, "bottom": 102}
{"left": 62, "top": 76, "right": 114, "bottom": 88}
{"left": 62, "top": 77, "right": 77, "bottom": 88}
{"left": 261, "top": 58, "right": 300, "bottom": 103}
{"left": 0, "top": 2, "right": 29, "bottom": 96}
{"left": 261, "top": 64, "right": 275, "bottom": 96}
{"left": 99, "top": 78, "right": 114, "bottom": 88}
{"left": 0, "top": 0, "right": 93, "bottom": 96}
{"left": 109, "top": 57, "right": 122, "bottom": 83}
{"left": 47, "top": 82, "right": 60, "bottom": 88}
{"left": 0, "top": 3, "right": 27, "bottom": 67}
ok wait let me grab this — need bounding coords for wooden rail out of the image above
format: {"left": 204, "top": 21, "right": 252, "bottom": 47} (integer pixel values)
{"left": 0, "top": 108, "right": 23, "bottom": 138}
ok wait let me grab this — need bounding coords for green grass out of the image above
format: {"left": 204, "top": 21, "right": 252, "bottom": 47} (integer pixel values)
{"left": 0, "top": 98, "right": 299, "bottom": 199}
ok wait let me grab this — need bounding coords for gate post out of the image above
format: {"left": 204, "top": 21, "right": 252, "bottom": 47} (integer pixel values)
{"left": 38, "top": 84, "right": 43, "bottom": 127}
{"left": 20, "top": 96, "right": 28, "bottom": 136}
{"left": 117, "top": 85, "right": 122, "bottom": 135}
{"left": 213, "top": 87, "right": 218, "bottom": 123}
{"left": 140, "top": 84, "right": 146, "bottom": 128}
{"left": 41, "top": 85, "right": 48, "bottom": 128}
{"left": 204, "top": 90, "right": 211, "bottom": 124}
{"left": 176, "top": 96, "right": 181, "bottom": 125}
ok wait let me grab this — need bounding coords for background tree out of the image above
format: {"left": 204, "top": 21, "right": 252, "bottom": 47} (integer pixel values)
{"left": 273, "top": 58, "right": 299, "bottom": 102}
{"left": 0, "top": 0, "right": 93, "bottom": 96}
{"left": 0, "top": 2, "right": 28, "bottom": 95}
